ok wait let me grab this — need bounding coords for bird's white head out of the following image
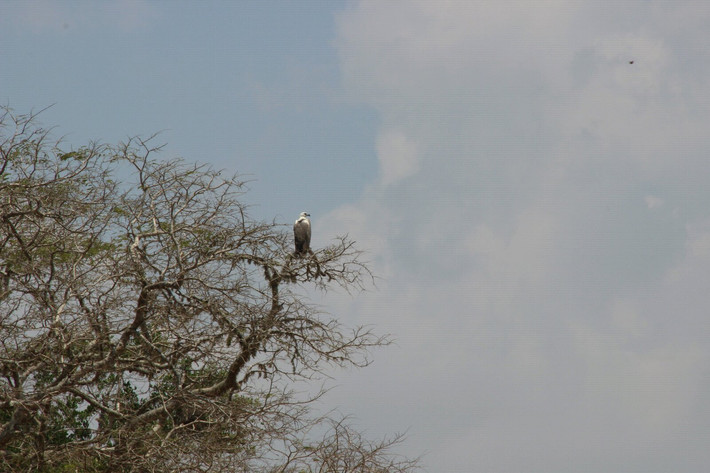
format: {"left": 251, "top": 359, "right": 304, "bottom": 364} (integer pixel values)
{"left": 299, "top": 212, "right": 310, "bottom": 219}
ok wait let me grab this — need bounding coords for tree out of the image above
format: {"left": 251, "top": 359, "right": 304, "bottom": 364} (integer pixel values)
{"left": 0, "top": 107, "right": 419, "bottom": 472}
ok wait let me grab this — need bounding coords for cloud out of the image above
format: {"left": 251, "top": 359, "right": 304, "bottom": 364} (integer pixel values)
{"left": 645, "top": 195, "right": 664, "bottom": 209}
{"left": 329, "top": 1, "right": 710, "bottom": 471}
{"left": 375, "top": 130, "right": 419, "bottom": 186}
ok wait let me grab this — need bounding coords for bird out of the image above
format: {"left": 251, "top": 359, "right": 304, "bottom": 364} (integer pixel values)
{"left": 629, "top": 60, "right": 634, "bottom": 64}
{"left": 293, "top": 212, "right": 311, "bottom": 256}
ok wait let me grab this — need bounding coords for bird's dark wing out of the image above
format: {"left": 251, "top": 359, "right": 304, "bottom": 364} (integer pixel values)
{"left": 294, "top": 221, "right": 310, "bottom": 254}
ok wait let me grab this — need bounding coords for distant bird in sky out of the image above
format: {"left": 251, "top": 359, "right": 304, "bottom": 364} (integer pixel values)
{"left": 293, "top": 212, "right": 311, "bottom": 256}
{"left": 629, "top": 60, "right": 634, "bottom": 64}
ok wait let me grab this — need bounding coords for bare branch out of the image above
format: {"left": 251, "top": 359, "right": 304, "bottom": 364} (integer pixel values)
{"left": 0, "top": 106, "right": 418, "bottom": 473}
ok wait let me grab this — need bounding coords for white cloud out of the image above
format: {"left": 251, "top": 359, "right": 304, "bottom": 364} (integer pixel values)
{"left": 645, "top": 195, "right": 664, "bottom": 209}
{"left": 333, "top": 1, "right": 710, "bottom": 471}
{"left": 317, "top": 195, "right": 397, "bottom": 281}
{"left": 375, "top": 130, "right": 419, "bottom": 186}
{"left": 571, "top": 319, "right": 705, "bottom": 433}
{"left": 686, "top": 220, "right": 710, "bottom": 259}
{"left": 665, "top": 218, "right": 710, "bottom": 291}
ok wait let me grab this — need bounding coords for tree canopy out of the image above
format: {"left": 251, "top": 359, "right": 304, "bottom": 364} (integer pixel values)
{"left": 0, "top": 107, "right": 419, "bottom": 472}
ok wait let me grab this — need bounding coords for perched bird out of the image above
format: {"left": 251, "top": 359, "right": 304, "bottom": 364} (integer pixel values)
{"left": 293, "top": 212, "right": 311, "bottom": 256}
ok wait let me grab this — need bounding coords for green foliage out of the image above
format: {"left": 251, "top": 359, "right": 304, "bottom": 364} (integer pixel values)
{"left": 44, "top": 395, "right": 95, "bottom": 445}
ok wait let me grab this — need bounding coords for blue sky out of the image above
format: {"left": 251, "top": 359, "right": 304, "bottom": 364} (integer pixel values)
{"left": 1, "top": 1, "right": 377, "bottom": 221}
{"left": 3, "top": 2, "right": 710, "bottom": 472}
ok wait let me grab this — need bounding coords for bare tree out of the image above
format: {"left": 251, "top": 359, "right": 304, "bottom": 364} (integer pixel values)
{"left": 0, "top": 107, "right": 419, "bottom": 472}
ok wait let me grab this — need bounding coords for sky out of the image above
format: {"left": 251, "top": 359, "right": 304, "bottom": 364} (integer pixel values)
{"left": 2, "top": 1, "right": 710, "bottom": 472}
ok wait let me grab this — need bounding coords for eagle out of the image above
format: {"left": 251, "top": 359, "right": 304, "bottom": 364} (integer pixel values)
{"left": 293, "top": 212, "right": 311, "bottom": 256}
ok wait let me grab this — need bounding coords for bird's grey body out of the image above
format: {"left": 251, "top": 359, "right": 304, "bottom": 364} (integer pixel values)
{"left": 293, "top": 212, "right": 311, "bottom": 256}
